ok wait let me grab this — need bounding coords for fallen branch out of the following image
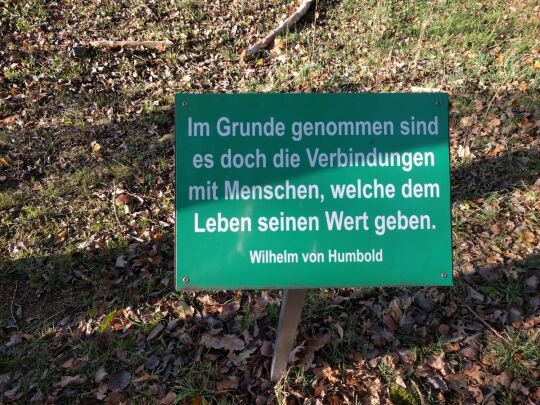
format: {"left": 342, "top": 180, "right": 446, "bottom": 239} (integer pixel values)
{"left": 412, "top": 380, "right": 426, "bottom": 405}
{"left": 242, "top": 0, "right": 315, "bottom": 60}
{"left": 10, "top": 281, "right": 17, "bottom": 324}
{"left": 87, "top": 40, "right": 173, "bottom": 51}
{"left": 111, "top": 180, "right": 123, "bottom": 236}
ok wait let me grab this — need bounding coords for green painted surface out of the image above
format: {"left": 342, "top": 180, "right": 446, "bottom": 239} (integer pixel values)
{"left": 175, "top": 93, "right": 452, "bottom": 290}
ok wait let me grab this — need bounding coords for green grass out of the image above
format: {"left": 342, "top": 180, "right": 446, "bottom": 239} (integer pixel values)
{"left": 274, "top": 366, "right": 316, "bottom": 404}
{"left": 412, "top": 342, "right": 444, "bottom": 369}
{"left": 266, "top": 0, "right": 539, "bottom": 91}
{"left": 486, "top": 331, "right": 540, "bottom": 383}
{"left": 3, "top": 0, "right": 47, "bottom": 32}
{"left": 236, "top": 302, "right": 256, "bottom": 332}
{"left": 266, "top": 304, "right": 280, "bottom": 320}
{"left": 4, "top": 68, "right": 25, "bottom": 83}
{"left": 173, "top": 361, "right": 222, "bottom": 402}
{"left": 98, "top": 310, "right": 119, "bottom": 333}
{"left": 303, "top": 290, "right": 343, "bottom": 320}
{"left": 0, "top": 335, "right": 58, "bottom": 393}
{"left": 389, "top": 385, "right": 421, "bottom": 405}
{"left": 0, "top": 191, "right": 17, "bottom": 210}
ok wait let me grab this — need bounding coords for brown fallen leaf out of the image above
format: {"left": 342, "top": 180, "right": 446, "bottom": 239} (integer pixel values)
{"left": 160, "top": 391, "right": 177, "bottom": 405}
{"left": 54, "top": 228, "right": 69, "bottom": 245}
{"left": 115, "top": 193, "right": 143, "bottom": 206}
{"left": 524, "top": 275, "right": 538, "bottom": 291}
{"left": 0, "top": 115, "right": 18, "bottom": 125}
{"left": 197, "top": 295, "right": 239, "bottom": 318}
{"left": 95, "top": 366, "right": 108, "bottom": 383}
{"left": 474, "top": 99, "right": 483, "bottom": 112}
{"left": 335, "top": 323, "right": 344, "bottom": 341}
{"left": 3, "top": 387, "right": 23, "bottom": 401}
{"left": 105, "top": 390, "right": 124, "bottom": 405}
{"left": 201, "top": 332, "right": 245, "bottom": 352}
{"left": 463, "top": 364, "right": 483, "bottom": 383}
{"left": 427, "top": 352, "right": 449, "bottom": 376}
{"left": 6, "top": 332, "right": 33, "bottom": 347}
{"left": 397, "top": 348, "right": 417, "bottom": 365}
{"left": 383, "top": 314, "right": 399, "bottom": 331}
{"left": 461, "top": 346, "right": 478, "bottom": 360}
{"left": 297, "top": 331, "right": 332, "bottom": 370}
{"left": 445, "top": 373, "right": 468, "bottom": 391}
{"left": 115, "top": 194, "right": 133, "bottom": 206}
{"left": 327, "top": 394, "right": 342, "bottom": 405}
{"left": 222, "top": 335, "right": 245, "bottom": 352}
{"left": 145, "top": 355, "right": 160, "bottom": 370}
{"left": 220, "top": 301, "right": 241, "bottom": 320}
{"left": 171, "top": 300, "right": 194, "bottom": 319}
{"left": 517, "top": 230, "right": 535, "bottom": 244}
{"left": 495, "top": 369, "right": 513, "bottom": 387}
{"left": 426, "top": 376, "right": 448, "bottom": 392}
{"left": 438, "top": 323, "right": 449, "bottom": 335}
{"left": 108, "top": 370, "right": 131, "bottom": 391}
{"left": 297, "top": 348, "right": 316, "bottom": 371}
{"left": 486, "top": 143, "right": 504, "bottom": 157}
{"left": 395, "top": 372, "right": 407, "bottom": 388}
{"left": 132, "top": 374, "right": 158, "bottom": 383}
{"left": 147, "top": 323, "right": 165, "bottom": 342}
{"left": 216, "top": 376, "right": 240, "bottom": 391}
{"left": 460, "top": 115, "right": 476, "bottom": 127}
{"left": 532, "top": 387, "right": 540, "bottom": 402}
{"left": 60, "top": 357, "right": 81, "bottom": 370}
{"left": 147, "top": 383, "right": 161, "bottom": 396}
{"left": 191, "top": 397, "right": 203, "bottom": 405}
{"left": 317, "top": 365, "right": 340, "bottom": 384}
{"left": 486, "top": 116, "right": 501, "bottom": 128}
{"left": 466, "top": 286, "right": 484, "bottom": 303}
{"left": 55, "top": 375, "right": 87, "bottom": 387}
{"left": 260, "top": 340, "right": 273, "bottom": 356}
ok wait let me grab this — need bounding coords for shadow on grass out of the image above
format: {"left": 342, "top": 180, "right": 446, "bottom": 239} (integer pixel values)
{"left": 452, "top": 148, "right": 540, "bottom": 202}
{"left": 1, "top": 242, "right": 538, "bottom": 403}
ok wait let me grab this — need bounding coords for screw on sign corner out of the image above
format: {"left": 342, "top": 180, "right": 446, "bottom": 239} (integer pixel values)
{"left": 181, "top": 101, "right": 188, "bottom": 107}
{"left": 436, "top": 100, "right": 442, "bottom": 106}
{"left": 441, "top": 272, "right": 448, "bottom": 278}
{"left": 182, "top": 277, "right": 189, "bottom": 283}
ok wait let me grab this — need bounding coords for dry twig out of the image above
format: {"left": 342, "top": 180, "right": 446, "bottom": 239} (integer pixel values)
{"left": 242, "top": 0, "right": 315, "bottom": 60}
{"left": 463, "top": 303, "right": 508, "bottom": 342}
{"left": 87, "top": 40, "right": 173, "bottom": 51}
{"left": 412, "top": 380, "right": 426, "bottom": 405}
{"left": 112, "top": 180, "right": 123, "bottom": 234}
{"left": 10, "top": 281, "right": 18, "bottom": 323}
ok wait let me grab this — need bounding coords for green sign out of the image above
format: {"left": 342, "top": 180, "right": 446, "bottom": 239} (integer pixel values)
{"left": 175, "top": 93, "right": 452, "bottom": 290}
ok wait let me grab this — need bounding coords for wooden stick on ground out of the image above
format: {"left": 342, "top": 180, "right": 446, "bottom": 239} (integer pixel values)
{"left": 241, "top": 0, "right": 315, "bottom": 60}
{"left": 88, "top": 40, "right": 173, "bottom": 51}
{"left": 463, "top": 303, "right": 508, "bottom": 342}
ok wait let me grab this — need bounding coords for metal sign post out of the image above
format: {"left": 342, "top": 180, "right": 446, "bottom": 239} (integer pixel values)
{"left": 270, "top": 289, "right": 308, "bottom": 382}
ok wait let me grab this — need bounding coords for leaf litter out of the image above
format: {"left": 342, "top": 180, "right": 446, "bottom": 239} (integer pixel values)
{"left": 1, "top": 0, "right": 539, "bottom": 403}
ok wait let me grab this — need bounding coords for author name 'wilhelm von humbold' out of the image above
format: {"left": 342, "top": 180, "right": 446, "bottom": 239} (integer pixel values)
{"left": 248, "top": 248, "right": 383, "bottom": 264}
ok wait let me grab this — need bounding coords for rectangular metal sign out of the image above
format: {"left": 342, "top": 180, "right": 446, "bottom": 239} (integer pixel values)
{"left": 175, "top": 93, "right": 452, "bottom": 290}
